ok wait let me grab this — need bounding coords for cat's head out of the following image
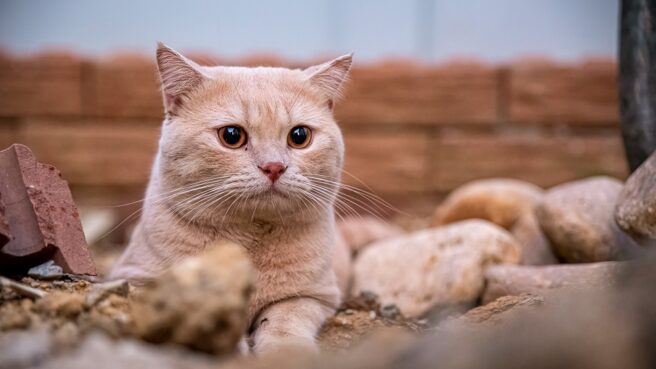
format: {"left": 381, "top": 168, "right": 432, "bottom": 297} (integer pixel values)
{"left": 154, "top": 43, "right": 352, "bottom": 223}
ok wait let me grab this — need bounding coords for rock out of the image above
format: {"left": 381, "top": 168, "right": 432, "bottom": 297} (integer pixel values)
{"left": 130, "top": 241, "right": 253, "bottom": 355}
{"left": 28, "top": 260, "right": 65, "bottom": 280}
{"left": 457, "top": 293, "right": 545, "bottom": 325}
{"left": 536, "top": 176, "right": 640, "bottom": 262}
{"left": 510, "top": 213, "right": 558, "bottom": 265}
{"left": 352, "top": 220, "right": 521, "bottom": 317}
{"left": 482, "top": 262, "right": 625, "bottom": 303}
{"left": 84, "top": 279, "right": 129, "bottom": 307}
{"left": 432, "top": 178, "right": 543, "bottom": 229}
{"left": 0, "top": 329, "right": 52, "bottom": 369}
{"left": 337, "top": 216, "right": 405, "bottom": 254}
{"left": 616, "top": 151, "right": 656, "bottom": 240}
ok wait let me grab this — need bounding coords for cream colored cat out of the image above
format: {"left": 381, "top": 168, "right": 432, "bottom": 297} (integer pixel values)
{"left": 109, "top": 43, "right": 353, "bottom": 354}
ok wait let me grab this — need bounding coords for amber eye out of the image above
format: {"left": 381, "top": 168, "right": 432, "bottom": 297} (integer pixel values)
{"left": 288, "top": 126, "right": 312, "bottom": 149}
{"left": 218, "top": 126, "right": 247, "bottom": 149}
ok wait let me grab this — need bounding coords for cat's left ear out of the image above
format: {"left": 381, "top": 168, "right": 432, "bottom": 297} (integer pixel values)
{"left": 156, "top": 42, "right": 208, "bottom": 115}
{"left": 304, "top": 54, "right": 353, "bottom": 107}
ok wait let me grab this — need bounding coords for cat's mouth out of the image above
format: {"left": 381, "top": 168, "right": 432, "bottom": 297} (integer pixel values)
{"left": 259, "top": 186, "right": 289, "bottom": 198}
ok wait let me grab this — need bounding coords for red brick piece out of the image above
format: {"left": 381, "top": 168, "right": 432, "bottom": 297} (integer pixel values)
{"left": 0, "top": 144, "right": 96, "bottom": 275}
{"left": 0, "top": 192, "right": 10, "bottom": 246}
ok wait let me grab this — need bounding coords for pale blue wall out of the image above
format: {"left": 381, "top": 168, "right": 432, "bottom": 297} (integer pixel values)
{"left": 0, "top": 0, "right": 618, "bottom": 62}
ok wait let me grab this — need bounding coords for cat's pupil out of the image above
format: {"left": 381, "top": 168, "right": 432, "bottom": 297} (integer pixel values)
{"left": 223, "top": 126, "right": 241, "bottom": 145}
{"left": 291, "top": 127, "right": 308, "bottom": 145}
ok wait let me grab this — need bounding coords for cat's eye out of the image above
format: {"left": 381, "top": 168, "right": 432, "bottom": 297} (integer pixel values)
{"left": 218, "top": 126, "right": 247, "bottom": 149}
{"left": 288, "top": 126, "right": 312, "bottom": 149}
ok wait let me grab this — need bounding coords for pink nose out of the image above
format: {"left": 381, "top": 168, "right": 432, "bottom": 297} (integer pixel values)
{"left": 258, "top": 162, "right": 287, "bottom": 183}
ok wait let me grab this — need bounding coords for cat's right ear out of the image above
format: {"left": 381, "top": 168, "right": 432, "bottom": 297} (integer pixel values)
{"left": 156, "top": 42, "right": 207, "bottom": 115}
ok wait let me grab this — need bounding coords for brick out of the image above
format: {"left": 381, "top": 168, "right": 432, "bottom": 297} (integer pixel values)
{"left": 342, "top": 128, "right": 430, "bottom": 194}
{"left": 509, "top": 59, "right": 619, "bottom": 125}
{"left": 430, "top": 131, "right": 628, "bottom": 191}
{"left": 16, "top": 119, "right": 160, "bottom": 186}
{"left": 83, "top": 55, "right": 163, "bottom": 118}
{"left": 0, "top": 144, "right": 96, "bottom": 275}
{"left": 0, "top": 52, "right": 82, "bottom": 117}
{"left": 336, "top": 62, "right": 500, "bottom": 125}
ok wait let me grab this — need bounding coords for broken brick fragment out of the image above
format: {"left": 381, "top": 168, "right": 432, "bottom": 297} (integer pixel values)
{"left": 0, "top": 144, "right": 96, "bottom": 275}
{"left": 0, "top": 192, "right": 11, "bottom": 246}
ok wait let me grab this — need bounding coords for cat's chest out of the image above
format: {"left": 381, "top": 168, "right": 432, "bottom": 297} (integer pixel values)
{"left": 216, "top": 220, "right": 283, "bottom": 249}
{"left": 215, "top": 220, "right": 331, "bottom": 267}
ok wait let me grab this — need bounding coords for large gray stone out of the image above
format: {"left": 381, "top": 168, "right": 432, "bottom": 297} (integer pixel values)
{"left": 536, "top": 177, "right": 640, "bottom": 262}
{"left": 482, "top": 262, "right": 625, "bottom": 303}
{"left": 616, "top": 150, "right": 656, "bottom": 240}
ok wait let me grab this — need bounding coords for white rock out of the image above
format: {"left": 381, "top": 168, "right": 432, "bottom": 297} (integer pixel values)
{"left": 352, "top": 220, "right": 521, "bottom": 317}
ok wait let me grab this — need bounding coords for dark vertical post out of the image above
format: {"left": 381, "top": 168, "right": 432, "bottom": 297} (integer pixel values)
{"left": 619, "top": 0, "right": 656, "bottom": 171}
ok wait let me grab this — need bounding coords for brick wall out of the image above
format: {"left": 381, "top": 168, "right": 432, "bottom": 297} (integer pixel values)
{"left": 0, "top": 52, "right": 627, "bottom": 216}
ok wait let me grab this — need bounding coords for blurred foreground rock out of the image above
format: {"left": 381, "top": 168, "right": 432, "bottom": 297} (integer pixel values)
{"left": 432, "top": 178, "right": 543, "bottom": 229}
{"left": 37, "top": 334, "right": 216, "bottom": 369}
{"left": 537, "top": 176, "right": 640, "bottom": 262}
{"left": 352, "top": 220, "right": 520, "bottom": 317}
{"left": 482, "top": 262, "right": 624, "bottom": 303}
{"left": 131, "top": 241, "right": 253, "bottom": 355}
{"left": 0, "top": 329, "right": 52, "bottom": 369}
{"left": 615, "top": 150, "right": 656, "bottom": 241}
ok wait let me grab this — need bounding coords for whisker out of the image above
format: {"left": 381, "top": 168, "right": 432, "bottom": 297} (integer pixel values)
{"left": 307, "top": 174, "right": 411, "bottom": 217}
{"left": 101, "top": 176, "right": 233, "bottom": 208}
{"left": 96, "top": 178, "right": 228, "bottom": 240}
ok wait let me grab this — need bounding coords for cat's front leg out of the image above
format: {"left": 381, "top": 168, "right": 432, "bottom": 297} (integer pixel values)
{"left": 250, "top": 297, "right": 334, "bottom": 354}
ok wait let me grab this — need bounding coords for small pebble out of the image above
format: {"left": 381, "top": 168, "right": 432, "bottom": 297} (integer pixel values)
{"left": 369, "top": 311, "right": 377, "bottom": 320}
{"left": 28, "top": 260, "right": 65, "bottom": 280}
{"left": 344, "top": 309, "right": 355, "bottom": 315}
{"left": 380, "top": 304, "right": 401, "bottom": 319}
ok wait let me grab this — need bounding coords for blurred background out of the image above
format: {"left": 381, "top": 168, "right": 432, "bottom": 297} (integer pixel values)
{"left": 0, "top": 0, "right": 625, "bottom": 243}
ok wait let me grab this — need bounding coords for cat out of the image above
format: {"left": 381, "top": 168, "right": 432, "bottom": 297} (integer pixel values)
{"left": 108, "top": 43, "right": 353, "bottom": 354}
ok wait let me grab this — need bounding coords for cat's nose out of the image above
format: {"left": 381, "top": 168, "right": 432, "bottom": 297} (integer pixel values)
{"left": 258, "top": 162, "right": 287, "bottom": 183}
